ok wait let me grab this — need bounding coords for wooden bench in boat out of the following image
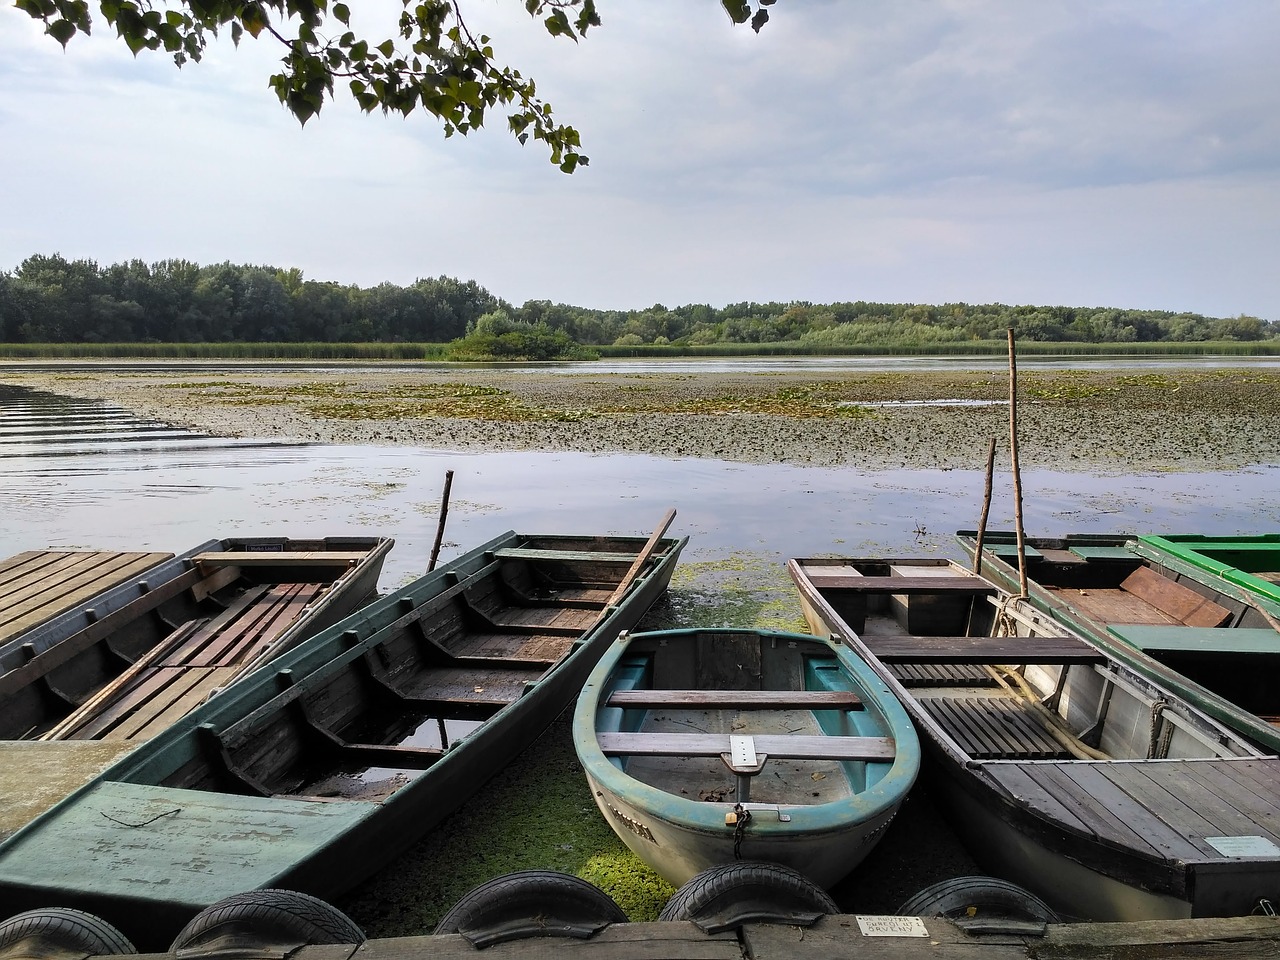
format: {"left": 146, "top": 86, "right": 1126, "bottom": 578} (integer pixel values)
{"left": 920, "top": 696, "right": 1072, "bottom": 760}
{"left": 597, "top": 731, "right": 896, "bottom": 762}
{"left": 491, "top": 547, "right": 639, "bottom": 564}
{"left": 805, "top": 574, "right": 997, "bottom": 594}
{"left": 193, "top": 551, "right": 367, "bottom": 568}
{"left": 1108, "top": 624, "right": 1280, "bottom": 658}
{"left": 1062, "top": 566, "right": 1233, "bottom": 629}
{"left": 605, "top": 689, "right": 864, "bottom": 710}
{"left": 866, "top": 634, "right": 1104, "bottom": 665}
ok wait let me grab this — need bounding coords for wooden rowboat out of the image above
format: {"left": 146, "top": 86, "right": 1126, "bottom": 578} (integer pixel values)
{"left": 0, "top": 537, "right": 394, "bottom": 743}
{"left": 573, "top": 627, "right": 919, "bottom": 889}
{"left": 958, "top": 531, "right": 1280, "bottom": 753}
{"left": 0, "top": 524, "right": 685, "bottom": 950}
{"left": 790, "top": 556, "right": 1280, "bottom": 921}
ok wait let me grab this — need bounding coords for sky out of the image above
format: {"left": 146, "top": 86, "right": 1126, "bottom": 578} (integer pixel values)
{"left": 2, "top": 1, "right": 1279, "bottom": 319}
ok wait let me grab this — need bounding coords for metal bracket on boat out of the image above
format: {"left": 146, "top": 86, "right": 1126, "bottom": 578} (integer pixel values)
{"left": 722, "top": 734, "right": 768, "bottom": 803}
{"left": 729, "top": 802, "right": 791, "bottom": 823}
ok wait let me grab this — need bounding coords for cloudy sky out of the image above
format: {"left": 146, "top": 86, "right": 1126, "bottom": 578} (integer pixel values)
{"left": 2, "top": 2, "right": 1278, "bottom": 319}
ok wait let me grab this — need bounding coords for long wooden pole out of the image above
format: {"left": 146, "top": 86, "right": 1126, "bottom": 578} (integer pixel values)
{"left": 972, "top": 437, "right": 998, "bottom": 574}
{"left": 606, "top": 507, "right": 677, "bottom": 607}
{"left": 428, "top": 469, "right": 455, "bottom": 572}
{"left": 1007, "top": 329, "right": 1029, "bottom": 597}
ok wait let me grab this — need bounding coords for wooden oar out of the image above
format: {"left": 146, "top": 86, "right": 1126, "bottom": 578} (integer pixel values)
{"left": 606, "top": 508, "right": 677, "bottom": 607}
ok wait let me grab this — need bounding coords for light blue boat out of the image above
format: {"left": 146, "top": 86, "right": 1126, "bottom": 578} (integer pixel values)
{"left": 573, "top": 627, "right": 920, "bottom": 888}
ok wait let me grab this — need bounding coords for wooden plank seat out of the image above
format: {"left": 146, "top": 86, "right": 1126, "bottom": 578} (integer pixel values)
{"left": 597, "top": 731, "right": 896, "bottom": 762}
{"left": 920, "top": 696, "right": 1071, "bottom": 760}
{"left": 866, "top": 634, "right": 1104, "bottom": 665}
{"left": 805, "top": 574, "right": 998, "bottom": 594}
{"left": 1108, "top": 625, "right": 1280, "bottom": 657}
{"left": 193, "top": 551, "right": 367, "bottom": 568}
{"left": 1120, "top": 566, "right": 1232, "bottom": 627}
{"left": 491, "top": 548, "right": 639, "bottom": 564}
{"left": 605, "top": 689, "right": 864, "bottom": 710}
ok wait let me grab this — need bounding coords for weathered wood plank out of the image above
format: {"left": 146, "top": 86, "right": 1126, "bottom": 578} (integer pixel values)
{"left": 193, "top": 551, "right": 368, "bottom": 567}
{"left": 805, "top": 575, "right": 997, "bottom": 594}
{"left": 1120, "top": 567, "right": 1232, "bottom": 627}
{"left": 607, "top": 690, "right": 864, "bottom": 710}
{"left": 866, "top": 635, "right": 1102, "bottom": 664}
{"left": 597, "top": 731, "right": 896, "bottom": 762}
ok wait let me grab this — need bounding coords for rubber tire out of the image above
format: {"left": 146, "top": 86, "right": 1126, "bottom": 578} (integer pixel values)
{"left": 169, "top": 889, "right": 365, "bottom": 951}
{"left": 897, "top": 876, "right": 1061, "bottom": 923}
{"left": 433, "top": 870, "right": 626, "bottom": 947}
{"left": 0, "top": 907, "right": 136, "bottom": 959}
{"left": 658, "top": 861, "right": 838, "bottom": 932}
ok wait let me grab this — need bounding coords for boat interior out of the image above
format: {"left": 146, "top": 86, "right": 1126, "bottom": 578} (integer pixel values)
{"left": 0, "top": 542, "right": 383, "bottom": 741}
{"left": 140, "top": 546, "right": 656, "bottom": 802}
{"left": 798, "top": 560, "right": 1256, "bottom": 765}
{"left": 974, "top": 540, "right": 1280, "bottom": 721}
{"left": 595, "top": 629, "right": 899, "bottom": 806}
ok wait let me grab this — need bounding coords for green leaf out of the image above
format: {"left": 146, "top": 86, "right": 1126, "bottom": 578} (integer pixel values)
{"left": 376, "top": 39, "right": 394, "bottom": 57}
{"left": 750, "top": 8, "right": 769, "bottom": 32}
{"left": 333, "top": 2, "right": 350, "bottom": 25}
{"left": 47, "top": 18, "right": 78, "bottom": 47}
{"left": 721, "top": 0, "right": 750, "bottom": 24}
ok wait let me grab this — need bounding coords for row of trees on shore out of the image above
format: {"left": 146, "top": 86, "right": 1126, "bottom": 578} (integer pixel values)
{"left": 2, "top": 254, "right": 1276, "bottom": 358}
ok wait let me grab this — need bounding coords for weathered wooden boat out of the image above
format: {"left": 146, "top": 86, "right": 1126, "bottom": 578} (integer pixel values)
{"left": 573, "top": 627, "right": 919, "bottom": 890}
{"left": 1139, "top": 534, "right": 1280, "bottom": 608}
{"left": 790, "top": 556, "right": 1280, "bottom": 922}
{"left": 0, "top": 537, "right": 394, "bottom": 743}
{"left": 958, "top": 531, "right": 1280, "bottom": 753}
{"left": 0, "top": 524, "right": 685, "bottom": 950}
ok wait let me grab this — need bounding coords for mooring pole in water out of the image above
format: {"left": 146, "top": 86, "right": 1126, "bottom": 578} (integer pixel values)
{"left": 1007, "top": 329, "right": 1029, "bottom": 598}
{"left": 972, "top": 437, "right": 999, "bottom": 574}
{"left": 428, "top": 469, "right": 455, "bottom": 572}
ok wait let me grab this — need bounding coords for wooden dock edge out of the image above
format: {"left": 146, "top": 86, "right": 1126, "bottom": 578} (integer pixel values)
{"left": 123, "top": 914, "right": 1280, "bottom": 960}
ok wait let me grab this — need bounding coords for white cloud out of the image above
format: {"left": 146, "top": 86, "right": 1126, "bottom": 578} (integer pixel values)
{"left": 2, "top": 2, "right": 1278, "bottom": 318}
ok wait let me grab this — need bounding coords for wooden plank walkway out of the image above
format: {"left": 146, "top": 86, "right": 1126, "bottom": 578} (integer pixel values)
{"left": 125, "top": 915, "right": 1280, "bottom": 960}
{"left": 0, "top": 550, "right": 173, "bottom": 646}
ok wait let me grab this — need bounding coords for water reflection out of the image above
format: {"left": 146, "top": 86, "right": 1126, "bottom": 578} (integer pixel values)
{"left": 0, "top": 384, "right": 305, "bottom": 459}
{"left": 1, "top": 383, "right": 1274, "bottom": 591}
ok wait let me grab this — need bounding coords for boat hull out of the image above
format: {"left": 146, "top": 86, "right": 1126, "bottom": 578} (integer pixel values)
{"left": 0, "top": 527, "right": 684, "bottom": 950}
{"left": 789, "top": 555, "right": 1280, "bottom": 922}
{"left": 574, "top": 627, "right": 919, "bottom": 889}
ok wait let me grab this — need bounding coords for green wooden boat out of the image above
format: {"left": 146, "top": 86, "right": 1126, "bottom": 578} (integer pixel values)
{"left": 958, "top": 531, "right": 1280, "bottom": 753}
{"left": 0, "top": 525, "right": 685, "bottom": 950}
{"left": 1138, "top": 535, "right": 1280, "bottom": 608}
{"left": 574, "top": 627, "right": 919, "bottom": 889}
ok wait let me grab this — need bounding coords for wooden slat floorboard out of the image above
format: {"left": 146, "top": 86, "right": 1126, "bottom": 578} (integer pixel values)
{"left": 1022, "top": 763, "right": 1171, "bottom": 860}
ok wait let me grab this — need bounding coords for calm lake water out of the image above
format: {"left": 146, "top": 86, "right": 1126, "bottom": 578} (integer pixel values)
{"left": 1, "top": 378, "right": 1275, "bottom": 588}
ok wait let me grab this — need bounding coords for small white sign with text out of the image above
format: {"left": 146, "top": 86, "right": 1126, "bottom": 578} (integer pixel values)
{"left": 856, "top": 915, "right": 930, "bottom": 938}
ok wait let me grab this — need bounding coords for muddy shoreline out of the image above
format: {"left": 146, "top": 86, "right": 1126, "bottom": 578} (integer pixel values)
{"left": 8, "top": 363, "right": 1278, "bottom": 472}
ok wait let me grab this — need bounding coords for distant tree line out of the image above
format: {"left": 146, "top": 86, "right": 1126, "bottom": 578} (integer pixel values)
{"left": 2, "top": 254, "right": 1276, "bottom": 355}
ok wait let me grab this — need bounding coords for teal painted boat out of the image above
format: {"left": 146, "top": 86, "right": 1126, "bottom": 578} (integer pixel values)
{"left": 1138, "top": 535, "right": 1280, "bottom": 608}
{"left": 0, "top": 525, "right": 685, "bottom": 950}
{"left": 790, "top": 556, "right": 1280, "bottom": 922}
{"left": 958, "top": 531, "right": 1280, "bottom": 753}
{"left": 573, "top": 627, "right": 919, "bottom": 889}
